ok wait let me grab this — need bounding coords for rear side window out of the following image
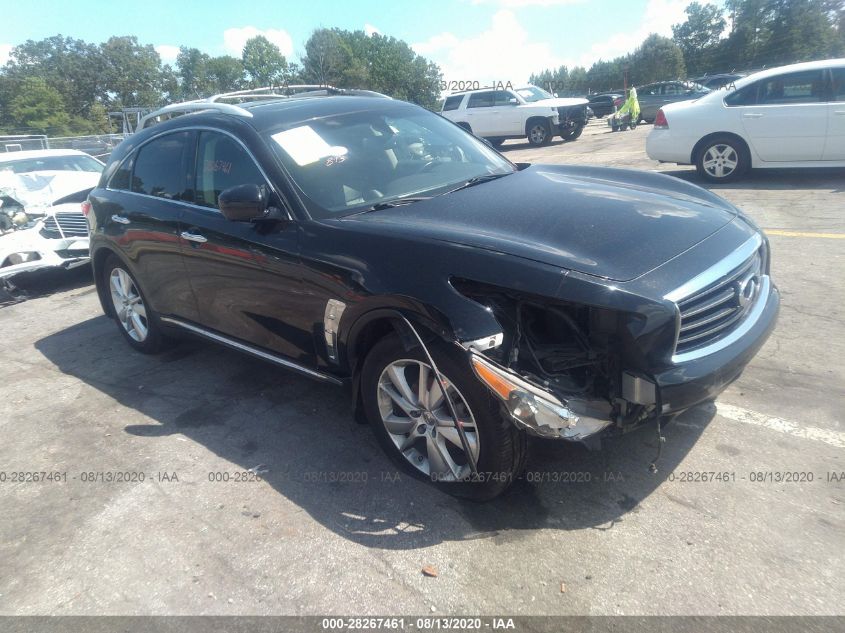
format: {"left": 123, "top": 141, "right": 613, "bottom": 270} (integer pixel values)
{"left": 131, "top": 131, "right": 192, "bottom": 200}
{"left": 442, "top": 95, "right": 463, "bottom": 111}
{"left": 725, "top": 83, "right": 759, "bottom": 106}
{"left": 832, "top": 68, "right": 845, "bottom": 102}
{"left": 757, "top": 70, "right": 826, "bottom": 105}
{"left": 467, "top": 91, "right": 494, "bottom": 108}
{"left": 195, "top": 132, "right": 268, "bottom": 209}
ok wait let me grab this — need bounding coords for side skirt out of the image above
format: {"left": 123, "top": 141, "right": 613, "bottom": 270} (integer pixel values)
{"left": 159, "top": 317, "right": 344, "bottom": 386}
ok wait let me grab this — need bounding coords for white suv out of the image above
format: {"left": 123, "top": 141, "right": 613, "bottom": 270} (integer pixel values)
{"left": 440, "top": 85, "right": 589, "bottom": 147}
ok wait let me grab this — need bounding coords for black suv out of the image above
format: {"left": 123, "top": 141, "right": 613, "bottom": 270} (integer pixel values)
{"left": 89, "top": 92, "right": 779, "bottom": 499}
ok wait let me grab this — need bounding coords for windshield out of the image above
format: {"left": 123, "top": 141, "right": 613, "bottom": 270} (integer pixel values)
{"left": 515, "top": 86, "right": 554, "bottom": 102}
{"left": 265, "top": 104, "right": 514, "bottom": 217}
{"left": 0, "top": 154, "right": 104, "bottom": 174}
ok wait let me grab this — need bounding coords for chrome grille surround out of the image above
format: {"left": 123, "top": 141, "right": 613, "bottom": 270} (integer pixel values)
{"left": 41, "top": 211, "right": 89, "bottom": 239}
{"left": 665, "top": 233, "right": 768, "bottom": 363}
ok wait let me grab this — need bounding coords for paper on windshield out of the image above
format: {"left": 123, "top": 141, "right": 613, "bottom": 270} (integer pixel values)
{"left": 271, "top": 126, "right": 347, "bottom": 166}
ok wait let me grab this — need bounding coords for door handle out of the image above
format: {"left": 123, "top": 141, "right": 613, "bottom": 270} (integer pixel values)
{"left": 742, "top": 113, "right": 763, "bottom": 118}
{"left": 111, "top": 215, "right": 130, "bottom": 224}
{"left": 180, "top": 231, "right": 208, "bottom": 244}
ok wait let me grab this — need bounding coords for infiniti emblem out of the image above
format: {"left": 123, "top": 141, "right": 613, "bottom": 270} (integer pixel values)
{"left": 735, "top": 274, "right": 759, "bottom": 308}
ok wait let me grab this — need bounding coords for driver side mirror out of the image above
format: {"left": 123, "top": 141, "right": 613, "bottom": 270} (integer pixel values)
{"left": 219, "top": 184, "right": 268, "bottom": 221}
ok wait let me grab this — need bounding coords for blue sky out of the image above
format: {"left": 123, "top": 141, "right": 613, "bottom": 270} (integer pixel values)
{"left": 0, "top": 0, "right": 697, "bottom": 84}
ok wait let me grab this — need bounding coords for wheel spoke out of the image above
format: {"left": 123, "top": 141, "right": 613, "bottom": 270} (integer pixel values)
{"left": 438, "top": 426, "right": 478, "bottom": 456}
{"left": 386, "top": 364, "right": 418, "bottom": 406}
{"left": 417, "top": 364, "right": 430, "bottom": 409}
{"left": 382, "top": 413, "right": 415, "bottom": 436}
{"left": 426, "top": 435, "right": 456, "bottom": 480}
{"left": 133, "top": 301, "right": 146, "bottom": 319}
{"left": 379, "top": 383, "right": 418, "bottom": 417}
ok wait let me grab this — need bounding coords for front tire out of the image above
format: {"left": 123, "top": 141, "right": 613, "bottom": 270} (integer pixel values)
{"left": 526, "top": 120, "right": 552, "bottom": 146}
{"left": 104, "top": 255, "right": 169, "bottom": 354}
{"left": 361, "top": 333, "right": 526, "bottom": 500}
{"left": 695, "top": 136, "right": 749, "bottom": 183}
{"left": 560, "top": 125, "right": 584, "bottom": 141}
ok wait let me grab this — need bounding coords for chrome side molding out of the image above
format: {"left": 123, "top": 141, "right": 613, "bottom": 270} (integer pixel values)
{"left": 159, "top": 317, "right": 342, "bottom": 385}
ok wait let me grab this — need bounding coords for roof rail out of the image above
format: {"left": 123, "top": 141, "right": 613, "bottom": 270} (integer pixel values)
{"left": 137, "top": 100, "right": 254, "bottom": 130}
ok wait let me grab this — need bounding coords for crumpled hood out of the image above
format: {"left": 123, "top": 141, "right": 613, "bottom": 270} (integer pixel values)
{"left": 0, "top": 170, "right": 100, "bottom": 211}
{"left": 344, "top": 164, "right": 739, "bottom": 282}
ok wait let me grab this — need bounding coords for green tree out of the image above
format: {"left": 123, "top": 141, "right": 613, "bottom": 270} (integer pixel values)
{"left": 629, "top": 34, "right": 686, "bottom": 85}
{"left": 2, "top": 35, "right": 102, "bottom": 118}
{"left": 99, "top": 36, "right": 168, "bottom": 108}
{"left": 672, "top": 2, "right": 727, "bottom": 75}
{"left": 8, "top": 77, "right": 71, "bottom": 134}
{"left": 300, "top": 28, "right": 441, "bottom": 108}
{"left": 205, "top": 56, "right": 246, "bottom": 93}
{"left": 176, "top": 46, "right": 212, "bottom": 98}
{"left": 241, "top": 36, "right": 288, "bottom": 87}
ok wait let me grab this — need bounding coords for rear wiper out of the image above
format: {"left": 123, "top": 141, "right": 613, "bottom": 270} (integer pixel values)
{"left": 444, "top": 172, "right": 512, "bottom": 195}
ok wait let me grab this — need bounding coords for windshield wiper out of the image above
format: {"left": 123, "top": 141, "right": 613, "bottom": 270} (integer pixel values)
{"left": 444, "top": 172, "right": 512, "bottom": 195}
{"left": 358, "top": 196, "right": 432, "bottom": 213}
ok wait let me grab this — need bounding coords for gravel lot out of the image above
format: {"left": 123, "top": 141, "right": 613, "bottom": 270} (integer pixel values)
{"left": 1, "top": 119, "right": 843, "bottom": 616}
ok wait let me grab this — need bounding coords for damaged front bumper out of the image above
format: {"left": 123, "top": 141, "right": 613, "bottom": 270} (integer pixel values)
{"left": 469, "top": 353, "right": 613, "bottom": 440}
{"left": 0, "top": 228, "right": 89, "bottom": 280}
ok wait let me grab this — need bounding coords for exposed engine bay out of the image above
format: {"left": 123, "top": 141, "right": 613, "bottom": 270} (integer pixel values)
{"left": 453, "top": 279, "right": 658, "bottom": 443}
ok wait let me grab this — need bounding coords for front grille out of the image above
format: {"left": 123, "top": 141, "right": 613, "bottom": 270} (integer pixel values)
{"left": 558, "top": 104, "right": 587, "bottom": 124}
{"left": 41, "top": 211, "right": 89, "bottom": 239}
{"left": 675, "top": 249, "right": 764, "bottom": 355}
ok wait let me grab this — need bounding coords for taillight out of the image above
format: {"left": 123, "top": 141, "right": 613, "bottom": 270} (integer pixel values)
{"left": 654, "top": 109, "right": 668, "bottom": 128}
{"left": 81, "top": 200, "right": 92, "bottom": 217}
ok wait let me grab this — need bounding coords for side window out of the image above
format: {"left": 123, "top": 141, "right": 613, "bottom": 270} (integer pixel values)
{"left": 662, "top": 83, "right": 682, "bottom": 96}
{"left": 758, "top": 70, "right": 826, "bottom": 105}
{"left": 195, "top": 132, "right": 268, "bottom": 209}
{"left": 832, "top": 68, "right": 845, "bottom": 102}
{"left": 467, "top": 91, "right": 494, "bottom": 108}
{"left": 442, "top": 95, "right": 463, "bottom": 111}
{"left": 640, "top": 84, "right": 660, "bottom": 97}
{"left": 725, "top": 83, "right": 758, "bottom": 106}
{"left": 131, "top": 132, "right": 192, "bottom": 200}
{"left": 493, "top": 90, "right": 515, "bottom": 105}
{"left": 109, "top": 155, "right": 134, "bottom": 191}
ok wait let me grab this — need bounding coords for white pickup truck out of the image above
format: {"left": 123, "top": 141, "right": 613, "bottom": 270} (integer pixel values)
{"left": 440, "top": 85, "right": 589, "bottom": 147}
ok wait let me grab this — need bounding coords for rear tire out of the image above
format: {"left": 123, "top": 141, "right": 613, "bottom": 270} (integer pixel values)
{"left": 361, "top": 333, "right": 526, "bottom": 500}
{"left": 103, "top": 254, "right": 170, "bottom": 354}
{"left": 695, "top": 136, "right": 749, "bottom": 183}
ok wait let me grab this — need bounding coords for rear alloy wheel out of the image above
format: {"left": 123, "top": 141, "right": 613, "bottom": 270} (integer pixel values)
{"left": 105, "top": 256, "right": 169, "bottom": 353}
{"left": 361, "top": 333, "right": 526, "bottom": 500}
{"left": 696, "top": 137, "right": 748, "bottom": 183}
{"left": 527, "top": 121, "right": 551, "bottom": 146}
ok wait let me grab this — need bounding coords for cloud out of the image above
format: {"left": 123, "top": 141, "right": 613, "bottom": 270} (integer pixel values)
{"left": 0, "top": 43, "right": 12, "bottom": 67}
{"left": 364, "top": 24, "right": 381, "bottom": 37}
{"left": 569, "top": 0, "right": 693, "bottom": 68}
{"left": 223, "top": 26, "right": 293, "bottom": 58}
{"left": 412, "top": 10, "right": 563, "bottom": 87}
{"left": 155, "top": 44, "right": 180, "bottom": 65}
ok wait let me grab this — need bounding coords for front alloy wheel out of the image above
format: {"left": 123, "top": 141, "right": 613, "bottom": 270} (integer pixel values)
{"left": 377, "top": 359, "right": 479, "bottom": 481}
{"left": 361, "top": 333, "right": 526, "bottom": 499}
{"left": 527, "top": 122, "right": 551, "bottom": 146}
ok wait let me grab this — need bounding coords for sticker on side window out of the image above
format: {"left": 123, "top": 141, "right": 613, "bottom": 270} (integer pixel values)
{"left": 271, "top": 126, "right": 347, "bottom": 166}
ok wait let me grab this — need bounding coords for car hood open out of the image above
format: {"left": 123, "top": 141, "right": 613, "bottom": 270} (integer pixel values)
{"left": 345, "top": 164, "right": 738, "bottom": 282}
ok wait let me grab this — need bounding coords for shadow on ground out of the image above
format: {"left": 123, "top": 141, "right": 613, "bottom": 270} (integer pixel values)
{"left": 36, "top": 315, "right": 713, "bottom": 550}
{"left": 1, "top": 266, "right": 93, "bottom": 308}
{"left": 659, "top": 167, "right": 845, "bottom": 193}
